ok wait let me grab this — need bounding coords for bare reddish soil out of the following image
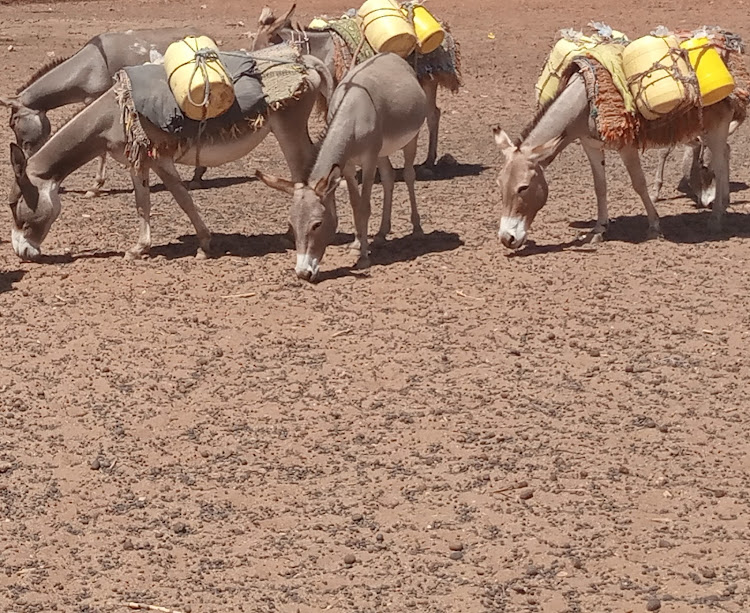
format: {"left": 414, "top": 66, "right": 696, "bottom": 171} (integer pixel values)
{"left": 2, "top": 1, "right": 750, "bottom": 612}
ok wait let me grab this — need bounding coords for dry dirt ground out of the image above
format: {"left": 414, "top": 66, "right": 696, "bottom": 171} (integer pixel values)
{"left": 1, "top": 1, "right": 750, "bottom": 612}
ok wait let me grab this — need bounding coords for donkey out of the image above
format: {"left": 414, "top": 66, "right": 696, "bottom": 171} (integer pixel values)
{"left": 256, "top": 53, "right": 427, "bottom": 281}
{"left": 251, "top": 4, "right": 455, "bottom": 168}
{"left": 0, "top": 28, "right": 212, "bottom": 197}
{"left": 494, "top": 72, "right": 735, "bottom": 249}
{"left": 652, "top": 118, "right": 740, "bottom": 208}
{"left": 8, "top": 55, "right": 331, "bottom": 262}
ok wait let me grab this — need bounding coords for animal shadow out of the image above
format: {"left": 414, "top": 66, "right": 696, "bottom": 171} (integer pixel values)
{"left": 357, "top": 155, "right": 488, "bottom": 183}
{"left": 151, "top": 231, "right": 295, "bottom": 259}
{"left": 318, "top": 229, "right": 464, "bottom": 281}
{"left": 0, "top": 269, "right": 26, "bottom": 293}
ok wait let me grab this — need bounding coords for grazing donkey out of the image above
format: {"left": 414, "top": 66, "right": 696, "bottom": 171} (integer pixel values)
{"left": 256, "top": 53, "right": 427, "bottom": 281}
{"left": 494, "top": 73, "right": 735, "bottom": 249}
{"left": 251, "top": 4, "right": 459, "bottom": 168}
{"left": 8, "top": 55, "right": 331, "bottom": 262}
{"left": 0, "top": 28, "right": 211, "bottom": 197}
{"left": 652, "top": 118, "right": 740, "bottom": 208}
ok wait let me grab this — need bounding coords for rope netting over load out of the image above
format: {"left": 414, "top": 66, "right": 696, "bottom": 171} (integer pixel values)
{"left": 537, "top": 24, "right": 750, "bottom": 148}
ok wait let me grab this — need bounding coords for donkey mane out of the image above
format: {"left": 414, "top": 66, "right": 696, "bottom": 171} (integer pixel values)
{"left": 16, "top": 54, "right": 73, "bottom": 94}
{"left": 516, "top": 95, "right": 557, "bottom": 146}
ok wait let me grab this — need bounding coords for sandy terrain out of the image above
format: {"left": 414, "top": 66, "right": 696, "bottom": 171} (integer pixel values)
{"left": 1, "top": 1, "right": 750, "bottom": 612}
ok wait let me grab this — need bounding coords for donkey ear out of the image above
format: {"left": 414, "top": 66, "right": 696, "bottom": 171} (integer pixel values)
{"left": 10, "top": 143, "right": 28, "bottom": 180}
{"left": 255, "top": 169, "right": 296, "bottom": 195}
{"left": 527, "top": 135, "right": 564, "bottom": 164}
{"left": 314, "top": 165, "right": 342, "bottom": 198}
{"left": 0, "top": 96, "right": 22, "bottom": 110}
{"left": 277, "top": 3, "right": 296, "bottom": 27}
{"left": 493, "top": 127, "right": 516, "bottom": 156}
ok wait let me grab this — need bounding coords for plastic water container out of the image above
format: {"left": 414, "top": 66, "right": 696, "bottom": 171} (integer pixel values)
{"left": 680, "top": 37, "right": 735, "bottom": 107}
{"left": 623, "top": 35, "right": 690, "bottom": 120}
{"left": 163, "top": 36, "right": 235, "bottom": 121}
{"left": 536, "top": 36, "right": 596, "bottom": 104}
{"left": 357, "top": 0, "right": 417, "bottom": 58}
{"left": 402, "top": 4, "right": 444, "bottom": 54}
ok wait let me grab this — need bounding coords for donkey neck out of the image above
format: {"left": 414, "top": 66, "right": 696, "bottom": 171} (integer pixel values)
{"left": 310, "top": 117, "right": 358, "bottom": 182}
{"left": 16, "top": 50, "right": 94, "bottom": 110}
{"left": 523, "top": 74, "right": 590, "bottom": 152}
{"left": 27, "top": 92, "right": 114, "bottom": 183}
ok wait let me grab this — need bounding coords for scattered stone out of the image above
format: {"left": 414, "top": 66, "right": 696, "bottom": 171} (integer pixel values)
{"left": 7, "top": 45, "right": 14, "bottom": 52}
{"left": 646, "top": 597, "right": 661, "bottom": 611}
{"left": 173, "top": 522, "right": 188, "bottom": 534}
{"left": 0, "top": 462, "right": 13, "bottom": 474}
{"left": 375, "top": 533, "right": 384, "bottom": 542}
{"left": 701, "top": 567, "right": 716, "bottom": 579}
{"left": 619, "top": 466, "right": 630, "bottom": 475}
{"left": 525, "top": 564, "right": 540, "bottom": 576}
{"left": 711, "top": 489, "right": 727, "bottom": 498}
{"left": 449, "top": 542, "right": 464, "bottom": 552}
{"left": 89, "top": 458, "right": 101, "bottom": 470}
{"left": 343, "top": 553, "right": 357, "bottom": 565}
{"left": 519, "top": 488, "right": 534, "bottom": 500}
{"left": 352, "top": 513, "right": 363, "bottom": 522}
{"left": 449, "top": 551, "right": 463, "bottom": 561}
{"left": 658, "top": 539, "right": 672, "bottom": 549}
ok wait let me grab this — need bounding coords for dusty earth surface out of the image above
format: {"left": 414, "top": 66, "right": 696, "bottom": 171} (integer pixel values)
{"left": 2, "top": 0, "right": 750, "bottom": 612}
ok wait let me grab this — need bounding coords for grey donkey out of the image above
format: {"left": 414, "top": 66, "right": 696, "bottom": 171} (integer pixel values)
{"left": 8, "top": 55, "right": 331, "bottom": 262}
{"left": 0, "top": 28, "right": 217, "bottom": 197}
{"left": 256, "top": 52, "right": 427, "bottom": 281}
{"left": 251, "top": 4, "right": 459, "bottom": 168}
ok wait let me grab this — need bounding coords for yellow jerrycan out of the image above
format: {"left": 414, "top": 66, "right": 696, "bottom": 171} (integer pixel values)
{"left": 536, "top": 35, "right": 596, "bottom": 104}
{"left": 401, "top": 4, "right": 445, "bottom": 55}
{"left": 357, "top": 0, "right": 417, "bottom": 58}
{"left": 680, "top": 37, "right": 735, "bottom": 106}
{"left": 163, "top": 35, "right": 235, "bottom": 121}
{"left": 623, "top": 35, "right": 690, "bottom": 120}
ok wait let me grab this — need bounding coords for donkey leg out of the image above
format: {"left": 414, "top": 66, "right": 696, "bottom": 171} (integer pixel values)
{"left": 402, "top": 135, "right": 423, "bottom": 237}
{"left": 125, "top": 167, "right": 153, "bottom": 260}
{"left": 578, "top": 142, "right": 608, "bottom": 244}
{"left": 152, "top": 160, "right": 213, "bottom": 259}
{"left": 374, "top": 156, "right": 395, "bottom": 246}
{"left": 422, "top": 79, "right": 440, "bottom": 168}
{"left": 651, "top": 145, "right": 672, "bottom": 203}
{"left": 704, "top": 127, "right": 731, "bottom": 233}
{"left": 343, "top": 166, "right": 363, "bottom": 253}
{"left": 352, "top": 158, "right": 377, "bottom": 269}
{"left": 85, "top": 154, "right": 108, "bottom": 198}
{"left": 619, "top": 145, "right": 661, "bottom": 239}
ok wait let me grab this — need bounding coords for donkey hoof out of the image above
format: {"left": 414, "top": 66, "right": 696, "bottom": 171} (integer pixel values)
{"left": 412, "top": 225, "right": 425, "bottom": 238}
{"left": 348, "top": 239, "right": 362, "bottom": 254}
{"left": 353, "top": 256, "right": 371, "bottom": 270}
{"left": 646, "top": 225, "right": 663, "bottom": 240}
{"left": 577, "top": 229, "right": 605, "bottom": 245}
{"left": 373, "top": 234, "right": 387, "bottom": 247}
{"left": 124, "top": 249, "right": 146, "bottom": 261}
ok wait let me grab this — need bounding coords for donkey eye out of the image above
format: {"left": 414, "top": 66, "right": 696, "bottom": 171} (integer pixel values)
{"left": 517, "top": 185, "right": 530, "bottom": 194}
{"left": 311, "top": 221, "right": 322, "bottom": 232}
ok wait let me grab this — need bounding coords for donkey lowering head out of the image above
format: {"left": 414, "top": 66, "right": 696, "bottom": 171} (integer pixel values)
{"left": 1, "top": 97, "right": 52, "bottom": 158}
{"left": 256, "top": 166, "right": 342, "bottom": 281}
{"left": 493, "top": 126, "right": 563, "bottom": 249}
{"left": 8, "top": 142, "right": 61, "bottom": 261}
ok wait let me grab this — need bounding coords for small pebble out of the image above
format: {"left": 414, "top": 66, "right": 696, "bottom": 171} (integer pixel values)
{"left": 352, "top": 513, "right": 363, "bottom": 522}
{"left": 646, "top": 597, "right": 661, "bottom": 611}
{"left": 89, "top": 458, "right": 101, "bottom": 470}
{"left": 519, "top": 488, "right": 534, "bottom": 500}
{"left": 449, "top": 551, "right": 463, "bottom": 561}
{"left": 7, "top": 45, "right": 14, "bottom": 52}
{"left": 343, "top": 553, "right": 356, "bottom": 565}
{"left": 375, "top": 533, "right": 384, "bottom": 542}
{"left": 701, "top": 567, "right": 716, "bottom": 579}
{"left": 449, "top": 542, "right": 464, "bottom": 552}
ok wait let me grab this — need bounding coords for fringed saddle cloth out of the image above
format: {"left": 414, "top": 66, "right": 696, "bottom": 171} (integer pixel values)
{"left": 310, "top": 15, "right": 462, "bottom": 91}
{"left": 114, "top": 44, "right": 309, "bottom": 168}
{"left": 557, "top": 29, "right": 750, "bottom": 149}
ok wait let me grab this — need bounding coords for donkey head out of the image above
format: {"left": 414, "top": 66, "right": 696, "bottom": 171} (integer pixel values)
{"left": 493, "top": 127, "right": 562, "bottom": 249}
{"left": 1, "top": 97, "right": 51, "bottom": 158}
{"left": 8, "top": 143, "right": 61, "bottom": 261}
{"left": 255, "top": 166, "right": 341, "bottom": 281}
{"left": 250, "top": 4, "right": 297, "bottom": 50}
